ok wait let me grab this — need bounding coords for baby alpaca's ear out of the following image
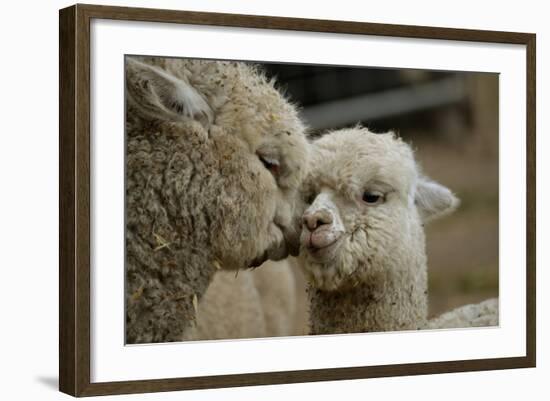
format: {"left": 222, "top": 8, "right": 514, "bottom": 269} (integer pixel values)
{"left": 125, "top": 58, "right": 213, "bottom": 127}
{"left": 415, "top": 177, "right": 459, "bottom": 223}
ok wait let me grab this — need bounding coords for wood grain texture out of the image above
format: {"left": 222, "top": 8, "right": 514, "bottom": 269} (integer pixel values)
{"left": 79, "top": 357, "right": 533, "bottom": 397}
{"left": 75, "top": 4, "right": 92, "bottom": 396}
{"left": 59, "top": 5, "right": 76, "bottom": 396}
{"left": 58, "top": 3, "right": 536, "bottom": 397}
{"left": 78, "top": 3, "right": 532, "bottom": 44}
{"left": 525, "top": 34, "right": 536, "bottom": 367}
{"left": 59, "top": 4, "right": 92, "bottom": 396}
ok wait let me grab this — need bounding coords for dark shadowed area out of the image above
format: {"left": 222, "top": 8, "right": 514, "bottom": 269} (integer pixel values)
{"left": 263, "top": 63, "right": 499, "bottom": 318}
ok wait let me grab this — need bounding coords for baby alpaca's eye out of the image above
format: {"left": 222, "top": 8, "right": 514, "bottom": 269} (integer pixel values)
{"left": 362, "top": 191, "right": 384, "bottom": 205}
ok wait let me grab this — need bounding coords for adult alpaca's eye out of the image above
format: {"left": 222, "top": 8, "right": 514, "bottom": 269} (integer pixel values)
{"left": 362, "top": 191, "right": 384, "bottom": 205}
{"left": 258, "top": 155, "right": 280, "bottom": 176}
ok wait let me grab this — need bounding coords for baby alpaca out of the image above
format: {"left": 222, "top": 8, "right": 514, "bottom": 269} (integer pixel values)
{"left": 298, "top": 127, "right": 496, "bottom": 334}
{"left": 125, "top": 57, "right": 309, "bottom": 343}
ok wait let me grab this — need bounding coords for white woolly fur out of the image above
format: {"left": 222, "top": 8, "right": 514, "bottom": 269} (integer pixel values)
{"left": 298, "top": 127, "right": 496, "bottom": 334}
{"left": 125, "top": 57, "right": 309, "bottom": 343}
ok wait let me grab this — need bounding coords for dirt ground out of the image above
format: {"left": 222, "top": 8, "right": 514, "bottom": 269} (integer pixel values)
{"left": 417, "top": 140, "right": 499, "bottom": 317}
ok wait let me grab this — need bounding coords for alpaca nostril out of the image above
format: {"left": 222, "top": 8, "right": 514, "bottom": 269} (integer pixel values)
{"left": 302, "top": 215, "right": 313, "bottom": 231}
{"left": 303, "top": 210, "right": 333, "bottom": 231}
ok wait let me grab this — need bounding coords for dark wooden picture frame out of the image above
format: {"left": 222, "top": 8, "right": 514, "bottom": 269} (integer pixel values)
{"left": 59, "top": 3, "right": 536, "bottom": 397}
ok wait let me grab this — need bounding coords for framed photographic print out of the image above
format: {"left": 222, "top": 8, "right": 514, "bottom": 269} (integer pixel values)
{"left": 59, "top": 3, "right": 536, "bottom": 397}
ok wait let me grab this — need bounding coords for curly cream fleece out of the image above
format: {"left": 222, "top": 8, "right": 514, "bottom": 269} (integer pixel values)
{"left": 298, "top": 127, "right": 459, "bottom": 334}
{"left": 125, "top": 57, "right": 308, "bottom": 343}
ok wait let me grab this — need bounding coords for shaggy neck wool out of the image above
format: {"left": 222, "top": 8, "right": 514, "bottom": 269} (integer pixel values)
{"left": 125, "top": 114, "right": 223, "bottom": 343}
{"left": 301, "top": 128, "right": 461, "bottom": 336}
{"left": 308, "top": 261, "right": 428, "bottom": 335}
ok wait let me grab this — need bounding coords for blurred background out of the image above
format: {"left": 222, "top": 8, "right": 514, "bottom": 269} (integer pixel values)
{"left": 262, "top": 63, "right": 499, "bottom": 319}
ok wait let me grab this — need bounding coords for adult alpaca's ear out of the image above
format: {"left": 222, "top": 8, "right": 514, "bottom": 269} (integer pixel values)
{"left": 125, "top": 58, "right": 213, "bottom": 127}
{"left": 415, "top": 176, "right": 459, "bottom": 223}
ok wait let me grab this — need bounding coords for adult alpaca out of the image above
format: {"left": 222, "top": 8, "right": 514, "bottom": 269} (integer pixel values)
{"left": 125, "top": 57, "right": 309, "bottom": 343}
{"left": 298, "top": 127, "right": 497, "bottom": 334}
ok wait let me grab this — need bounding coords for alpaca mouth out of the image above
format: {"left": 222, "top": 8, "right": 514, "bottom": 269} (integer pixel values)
{"left": 275, "top": 221, "right": 301, "bottom": 257}
{"left": 248, "top": 241, "right": 292, "bottom": 267}
{"left": 249, "top": 224, "right": 292, "bottom": 267}
{"left": 307, "top": 237, "right": 338, "bottom": 251}
{"left": 302, "top": 231, "right": 343, "bottom": 261}
{"left": 249, "top": 251, "right": 268, "bottom": 268}
{"left": 302, "top": 227, "right": 343, "bottom": 249}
